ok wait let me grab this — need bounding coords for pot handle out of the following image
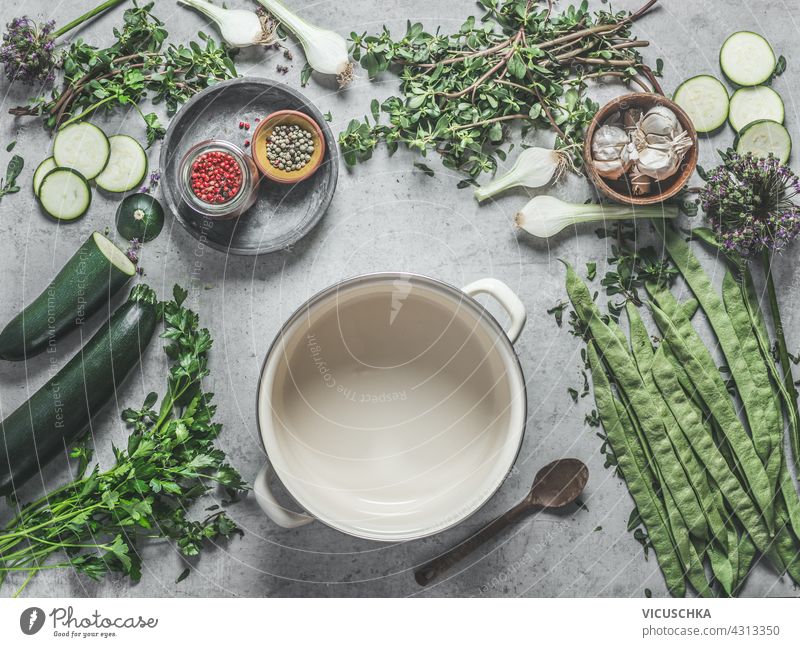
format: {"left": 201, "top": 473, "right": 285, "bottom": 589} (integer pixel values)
{"left": 253, "top": 463, "right": 314, "bottom": 529}
{"left": 462, "top": 278, "right": 527, "bottom": 344}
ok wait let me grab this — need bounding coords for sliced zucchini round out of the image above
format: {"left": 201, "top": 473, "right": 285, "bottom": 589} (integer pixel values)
{"left": 115, "top": 193, "right": 165, "bottom": 243}
{"left": 32, "top": 156, "right": 57, "bottom": 197}
{"left": 728, "top": 86, "right": 784, "bottom": 132}
{"left": 38, "top": 168, "right": 92, "bottom": 222}
{"left": 95, "top": 135, "right": 148, "bottom": 193}
{"left": 53, "top": 122, "right": 110, "bottom": 180}
{"left": 673, "top": 75, "right": 729, "bottom": 133}
{"left": 736, "top": 120, "right": 791, "bottom": 163}
{"left": 719, "top": 31, "right": 776, "bottom": 86}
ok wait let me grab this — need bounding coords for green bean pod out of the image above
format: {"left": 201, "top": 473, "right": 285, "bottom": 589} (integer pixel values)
{"left": 647, "top": 288, "right": 775, "bottom": 530}
{"left": 587, "top": 342, "right": 686, "bottom": 597}
{"left": 654, "top": 221, "right": 783, "bottom": 469}
{"left": 566, "top": 266, "right": 707, "bottom": 538}
{"left": 627, "top": 304, "right": 714, "bottom": 543}
{"left": 722, "top": 271, "right": 781, "bottom": 471}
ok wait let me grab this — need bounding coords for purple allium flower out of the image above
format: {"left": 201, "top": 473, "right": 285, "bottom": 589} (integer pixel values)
{"left": 700, "top": 152, "right": 800, "bottom": 257}
{"left": 0, "top": 16, "right": 58, "bottom": 85}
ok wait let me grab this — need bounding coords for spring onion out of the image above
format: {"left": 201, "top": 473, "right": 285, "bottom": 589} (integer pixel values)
{"left": 515, "top": 195, "right": 678, "bottom": 238}
{"left": 177, "top": 0, "right": 275, "bottom": 48}
{"left": 473, "top": 147, "right": 570, "bottom": 202}
{"left": 256, "top": 0, "right": 353, "bottom": 86}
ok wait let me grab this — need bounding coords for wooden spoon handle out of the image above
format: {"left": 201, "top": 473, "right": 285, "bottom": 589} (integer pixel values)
{"left": 414, "top": 499, "right": 533, "bottom": 586}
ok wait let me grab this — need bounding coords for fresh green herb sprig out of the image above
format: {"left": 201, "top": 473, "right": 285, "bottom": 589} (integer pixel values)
{"left": 0, "top": 141, "right": 23, "bottom": 200}
{"left": 0, "top": 285, "right": 246, "bottom": 596}
{"left": 602, "top": 244, "right": 677, "bottom": 310}
{"left": 9, "top": 2, "right": 238, "bottom": 145}
{"left": 340, "top": 0, "right": 659, "bottom": 176}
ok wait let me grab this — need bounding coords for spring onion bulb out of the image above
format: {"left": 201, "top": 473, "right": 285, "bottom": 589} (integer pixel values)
{"left": 178, "top": 0, "right": 275, "bottom": 48}
{"left": 515, "top": 195, "right": 678, "bottom": 238}
{"left": 256, "top": 0, "right": 353, "bottom": 87}
{"left": 474, "top": 147, "right": 569, "bottom": 202}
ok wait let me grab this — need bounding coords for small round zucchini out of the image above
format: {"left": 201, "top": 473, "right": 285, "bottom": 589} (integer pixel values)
{"left": 116, "top": 193, "right": 165, "bottom": 243}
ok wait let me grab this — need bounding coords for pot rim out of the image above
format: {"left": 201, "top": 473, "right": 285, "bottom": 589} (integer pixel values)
{"left": 254, "top": 271, "right": 528, "bottom": 542}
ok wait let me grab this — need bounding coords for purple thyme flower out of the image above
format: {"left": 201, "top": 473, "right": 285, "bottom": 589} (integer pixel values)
{"left": 0, "top": 16, "right": 57, "bottom": 85}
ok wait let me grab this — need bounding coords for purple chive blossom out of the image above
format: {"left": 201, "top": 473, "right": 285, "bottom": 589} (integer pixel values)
{"left": 138, "top": 169, "right": 162, "bottom": 194}
{"left": 700, "top": 152, "right": 800, "bottom": 257}
{"left": 1, "top": 17, "right": 57, "bottom": 85}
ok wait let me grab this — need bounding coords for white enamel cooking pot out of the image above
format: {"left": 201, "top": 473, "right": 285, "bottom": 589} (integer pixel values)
{"left": 254, "top": 273, "right": 527, "bottom": 541}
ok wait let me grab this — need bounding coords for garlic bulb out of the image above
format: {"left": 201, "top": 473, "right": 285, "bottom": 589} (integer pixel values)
{"left": 591, "top": 125, "right": 634, "bottom": 179}
{"left": 592, "top": 125, "right": 628, "bottom": 161}
{"left": 635, "top": 130, "right": 693, "bottom": 181}
{"left": 591, "top": 104, "right": 693, "bottom": 189}
{"left": 593, "top": 139, "right": 636, "bottom": 180}
{"left": 635, "top": 147, "right": 680, "bottom": 181}
{"left": 639, "top": 106, "right": 681, "bottom": 139}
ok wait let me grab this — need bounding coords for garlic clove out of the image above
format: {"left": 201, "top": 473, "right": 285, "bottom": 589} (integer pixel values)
{"left": 623, "top": 108, "right": 643, "bottom": 132}
{"left": 628, "top": 172, "right": 652, "bottom": 196}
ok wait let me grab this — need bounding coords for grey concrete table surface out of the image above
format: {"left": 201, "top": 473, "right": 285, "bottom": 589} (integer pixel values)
{"left": 0, "top": 0, "right": 799, "bottom": 598}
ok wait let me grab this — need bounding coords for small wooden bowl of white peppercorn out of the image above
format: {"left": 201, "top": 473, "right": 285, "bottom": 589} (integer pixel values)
{"left": 252, "top": 110, "right": 326, "bottom": 184}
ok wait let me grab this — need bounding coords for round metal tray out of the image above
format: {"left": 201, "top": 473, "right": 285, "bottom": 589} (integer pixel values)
{"left": 159, "top": 77, "right": 338, "bottom": 255}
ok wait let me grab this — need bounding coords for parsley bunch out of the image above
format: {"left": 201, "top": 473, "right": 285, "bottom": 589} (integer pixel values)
{"left": 9, "top": 2, "right": 238, "bottom": 145}
{"left": 0, "top": 285, "right": 246, "bottom": 596}
{"left": 340, "top": 0, "right": 660, "bottom": 177}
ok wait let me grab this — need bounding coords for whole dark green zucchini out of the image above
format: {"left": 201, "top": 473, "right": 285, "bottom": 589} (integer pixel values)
{"left": 0, "top": 231, "right": 136, "bottom": 361}
{"left": 0, "top": 284, "right": 158, "bottom": 496}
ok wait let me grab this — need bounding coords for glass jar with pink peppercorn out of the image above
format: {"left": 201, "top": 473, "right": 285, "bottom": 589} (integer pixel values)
{"left": 178, "top": 140, "right": 259, "bottom": 220}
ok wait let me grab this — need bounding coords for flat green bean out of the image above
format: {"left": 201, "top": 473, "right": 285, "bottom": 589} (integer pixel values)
{"left": 722, "top": 271, "right": 781, "bottom": 472}
{"left": 654, "top": 222, "right": 783, "bottom": 479}
{"left": 587, "top": 342, "right": 686, "bottom": 596}
{"left": 566, "top": 266, "right": 706, "bottom": 538}
{"left": 650, "top": 303, "right": 774, "bottom": 545}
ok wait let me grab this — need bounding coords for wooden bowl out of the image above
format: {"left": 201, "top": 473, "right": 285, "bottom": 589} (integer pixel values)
{"left": 583, "top": 93, "right": 698, "bottom": 206}
{"left": 252, "top": 109, "right": 325, "bottom": 184}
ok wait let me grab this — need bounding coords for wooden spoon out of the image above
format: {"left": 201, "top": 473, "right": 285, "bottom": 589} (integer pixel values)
{"left": 414, "top": 458, "right": 589, "bottom": 586}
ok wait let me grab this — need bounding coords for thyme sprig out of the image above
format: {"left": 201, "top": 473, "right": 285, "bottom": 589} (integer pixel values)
{"left": 340, "top": 0, "right": 659, "bottom": 176}
{"left": 8, "top": 2, "right": 238, "bottom": 145}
